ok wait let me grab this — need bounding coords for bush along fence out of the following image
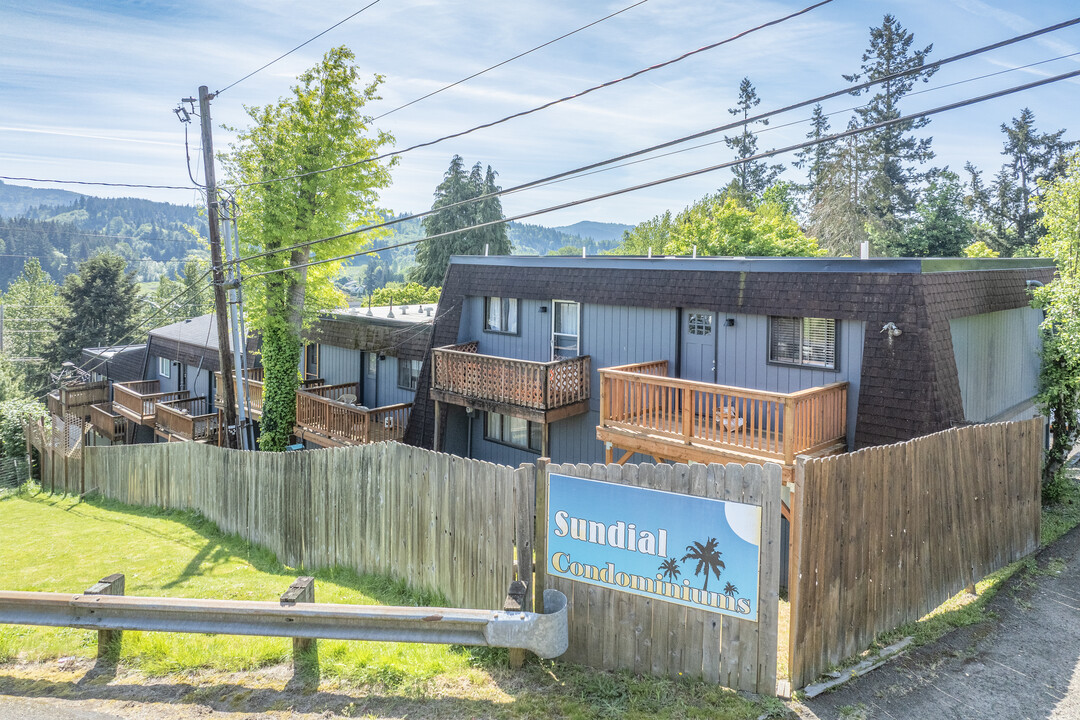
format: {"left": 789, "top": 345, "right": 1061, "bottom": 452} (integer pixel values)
{"left": 787, "top": 418, "right": 1044, "bottom": 688}
{"left": 24, "top": 417, "right": 1043, "bottom": 695}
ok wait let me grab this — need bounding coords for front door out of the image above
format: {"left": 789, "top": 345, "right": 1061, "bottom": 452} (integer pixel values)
{"left": 682, "top": 309, "right": 716, "bottom": 383}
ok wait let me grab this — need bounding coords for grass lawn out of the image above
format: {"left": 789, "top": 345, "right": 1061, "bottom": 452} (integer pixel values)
{"left": 0, "top": 488, "right": 775, "bottom": 719}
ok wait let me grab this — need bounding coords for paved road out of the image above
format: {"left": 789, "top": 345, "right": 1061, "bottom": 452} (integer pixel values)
{"left": 797, "top": 522, "right": 1080, "bottom": 720}
{"left": 0, "top": 696, "right": 122, "bottom": 719}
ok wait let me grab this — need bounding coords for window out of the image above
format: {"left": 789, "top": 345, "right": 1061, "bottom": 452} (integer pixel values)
{"left": 769, "top": 317, "right": 837, "bottom": 370}
{"left": 552, "top": 300, "right": 580, "bottom": 358}
{"left": 397, "top": 358, "right": 422, "bottom": 391}
{"left": 688, "top": 312, "right": 713, "bottom": 336}
{"left": 158, "top": 356, "right": 171, "bottom": 378}
{"left": 484, "top": 296, "right": 518, "bottom": 334}
{"left": 485, "top": 411, "right": 543, "bottom": 453}
{"left": 367, "top": 352, "right": 378, "bottom": 378}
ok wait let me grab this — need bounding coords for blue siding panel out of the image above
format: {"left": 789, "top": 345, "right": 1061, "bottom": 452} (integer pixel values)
{"left": 950, "top": 307, "right": 1041, "bottom": 422}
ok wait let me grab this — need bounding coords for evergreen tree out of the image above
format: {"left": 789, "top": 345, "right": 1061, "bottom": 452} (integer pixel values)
{"left": 723, "top": 78, "right": 783, "bottom": 203}
{"left": 793, "top": 104, "right": 834, "bottom": 208}
{"left": 2, "top": 259, "right": 64, "bottom": 396}
{"left": 968, "top": 109, "right": 1075, "bottom": 254}
{"left": 844, "top": 15, "right": 937, "bottom": 243}
{"left": 45, "top": 252, "right": 141, "bottom": 368}
{"left": 806, "top": 120, "right": 870, "bottom": 255}
{"left": 411, "top": 156, "right": 511, "bottom": 285}
{"left": 892, "top": 171, "right": 973, "bottom": 256}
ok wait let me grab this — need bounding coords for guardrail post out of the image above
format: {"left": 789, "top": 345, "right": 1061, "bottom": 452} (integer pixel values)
{"left": 281, "top": 576, "right": 316, "bottom": 670}
{"left": 504, "top": 580, "right": 528, "bottom": 669}
{"left": 85, "top": 573, "right": 125, "bottom": 659}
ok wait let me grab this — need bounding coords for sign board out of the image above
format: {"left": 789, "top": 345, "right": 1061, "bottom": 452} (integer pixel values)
{"left": 547, "top": 472, "right": 762, "bottom": 621}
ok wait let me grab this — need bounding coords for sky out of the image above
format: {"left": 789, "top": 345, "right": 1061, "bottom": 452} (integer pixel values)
{"left": 2, "top": 0, "right": 1080, "bottom": 228}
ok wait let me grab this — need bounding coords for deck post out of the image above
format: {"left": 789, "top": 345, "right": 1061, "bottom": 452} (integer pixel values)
{"left": 783, "top": 400, "right": 796, "bottom": 466}
{"left": 85, "top": 573, "right": 125, "bottom": 659}
{"left": 433, "top": 400, "right": 442, "bottom": 452}
{"left": 682, "top": 386, "right": 693, "bottom": 443}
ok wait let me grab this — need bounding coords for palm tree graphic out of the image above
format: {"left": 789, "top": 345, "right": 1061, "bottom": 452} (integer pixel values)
{"left": 681, "top": 538, "right": 724, "bottom": 591}
{"left": 658, "top": 557, "right": 681, "bottom": 583}
{"left": 723, "top": 581, "right": 738, "bottom": 596}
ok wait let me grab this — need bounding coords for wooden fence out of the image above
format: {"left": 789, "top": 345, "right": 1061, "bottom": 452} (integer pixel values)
{"left": 27, "top": 416, "right": 85, "bottom": 495}
{"left": 788, "top": 419, "right": 1044, "bottom": 688}
{"left": 545, "top": 460, "right": 782, "bottom": 694}
{"left": 81, "top": 442, "right": 530, "bottom": 612}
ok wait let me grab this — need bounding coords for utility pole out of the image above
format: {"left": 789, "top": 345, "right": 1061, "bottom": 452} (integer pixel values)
{"left": 192, "top": 85, "right": 240, "bottom": 448}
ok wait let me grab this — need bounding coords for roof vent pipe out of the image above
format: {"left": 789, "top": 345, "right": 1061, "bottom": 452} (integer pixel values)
{"left": 1026, "top": 280, "right": 1044, "bottom": 288}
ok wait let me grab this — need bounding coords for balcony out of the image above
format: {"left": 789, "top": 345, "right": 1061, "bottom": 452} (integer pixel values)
{"left": 155, "top": 397, "right": 219, "bottom": 443}
{"left": 88, "top": 402, "right": 127, "bottom": 444}
{"left": 214, "top": 368, "right": 324, "bottom": 421}
{"left": 430, "top": 342, "right": 591, "bottom": 423}
{"left": 113, "top": 381, "right": 190, "bottom": 426}
{"left": 46, "top": 381, "right": 110, "bottom": 420}
{"left": 294, "top": 382, "right": 411, "bottom": 448}
{"left": 597, "top": 360, "right": 848, "bottom": 483}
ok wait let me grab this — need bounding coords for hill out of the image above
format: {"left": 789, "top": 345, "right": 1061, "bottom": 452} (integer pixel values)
{"left": 551, "top": 221, "right": 633, "bottom": 243}
{"left": 0, "top": 181, "right": 85, "bottom": 218}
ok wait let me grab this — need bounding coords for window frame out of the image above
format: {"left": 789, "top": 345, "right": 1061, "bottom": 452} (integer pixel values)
{"left": 397, "top": 357, "right": 422, "bottom": 391}
{"left": 484, "top": 411, "right": 543, "bottom": 454}
{"left": 767, "top": 316, "right": 839, "bottom": 371}
{"left": 157, "top": 356, "right": 171, "bottom": 379}
{"left": 551, "top": 299, "right": 581, "bottom": 359}
{"left": 483, "top": 296, "right": 520, "bottom": 335}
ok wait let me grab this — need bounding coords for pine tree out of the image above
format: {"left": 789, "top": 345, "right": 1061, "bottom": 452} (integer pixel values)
{"left": 793, "top": 104, "right": 833, "bottom": 208}
{"left": 844, "top": 15, "right": 937, "bottom": 242}
{"left": 411, "top": 156, "right": 511, "bottom": 285}
{"left": 806, "top": 120, "right": 869, "bottom": 256}
{"left": 723, "top": 78, "right": 783, "bottom": 203}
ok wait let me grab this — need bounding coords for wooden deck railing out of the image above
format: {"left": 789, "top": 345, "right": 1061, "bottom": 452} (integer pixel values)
{"left": 88, "top": 402, "right": 126, "bottom": 443}
{"left": 156, "top": 397, "right": 219, "bottom": 442}
{"left": 214, "top": 370, "right": 322, "bottom": 420}
{"left": 113, "top": 381, "right": 190, "bottom": 425}
{"left": 295, "top": 383, "right": 410, "bottom": 445}
{"left": 46, "top": 381, "right": 111, "bottom": 418}
{"left": 431, "top": 342, "right": 591, "bottom": 411}
{"left": 599, "top": 360, "right": 847, "bottom": 465}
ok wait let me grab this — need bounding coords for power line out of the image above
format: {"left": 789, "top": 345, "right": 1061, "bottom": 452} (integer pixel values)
{"left": 215, "top": 0, "right": 383, "bottom": 96}
{"left": 230, "top": 19, "right": 1080, "bottom": 269}
{"left": 236, "top": 67, "right": 1080, "bottom": 282}
{"left": 229, "top": 0, "right": 834, "bottom": 191}
{"left": 0, "top": 176, "right": 195, "bottom": 191}
{"left": 372, "top": 0, "right": 652, "bottom": 120}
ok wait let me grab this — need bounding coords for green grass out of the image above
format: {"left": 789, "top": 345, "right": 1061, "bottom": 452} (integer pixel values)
{"left": 0, "top": 487, "right": 771, "bottom": 719}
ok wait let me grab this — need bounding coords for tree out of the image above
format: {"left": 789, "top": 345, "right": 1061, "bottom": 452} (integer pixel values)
{"left": 967, "top": 109, "right": 1075, "bottom": 255}
{"left": 723, "top": 78, "right": 783, "bottom": 202}
{"left": 793, "top": 104, "right": 834, "bottom": 208}
{"left": 45, "top": 252, "right": 141, "bottom": 368}
{"left": 843, "top": 15, "right": 937, "bottom": 242}
{"left": 148, "top": 258, "right": 213, "bottom": 326}
{"left": 681, "top": 537, "right": 724, "bottom": 592}
{"left": 806, "top": 120, "right": 870, "bottom": 255}
{"left": 2, "top": 258, "right": 63, "bottom": 395}
{"left": 224, "top": 46, "right": 396, "bottom": 451}
{"left": 613, "top": 191, "right": 824, "bottom": 257}
{"left": 658, "top": 557, "right": 681, "bottom": 583}
{"left": 1032, "top": 152, "right": 1080, "bottom": 487}
{"left": 892, "top": 171, "right": 972, "bottom": 256}
{"left": 411, "top": 156, "right": 511, "bottom": 285}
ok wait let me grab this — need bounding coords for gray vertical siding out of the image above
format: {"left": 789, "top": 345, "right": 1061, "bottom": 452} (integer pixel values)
{"left": 950, "top": 307, "right": 1041, "bottom": 422}
{"left": 318, "top": 345, "right": 362, "bottom": 386}
{"left": 462, "top": 299, "right": 864, "bottom": 466}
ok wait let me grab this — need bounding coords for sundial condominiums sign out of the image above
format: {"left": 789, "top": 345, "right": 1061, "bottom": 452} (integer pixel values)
{"left": 547, "top": 473, "right": 762, "bottom": 621}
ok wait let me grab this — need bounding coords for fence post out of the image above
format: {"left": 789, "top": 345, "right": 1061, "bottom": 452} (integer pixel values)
{"left": 85, "top": 573, "right": 125, "bottom": 659}
{"left": 534, "top": 457, "right": 549, "bottom": 614}
{"left": 281, "top": 576, "right": 317, "bottom": 671}
{"left": 504, "top": 580, "right": 528, "bottom": 669}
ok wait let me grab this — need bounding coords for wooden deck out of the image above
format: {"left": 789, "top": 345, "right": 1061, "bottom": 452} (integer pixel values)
{"left": 430, "top": 342, "right": 591, "bottom": 423}
{"left": 597, "top": 360, "right": 848, "bottom": 486}
{"left": 155, "top": 397, "right": 219, "bottom": 443}
{"left": 88, "top": 402, "right": 127, "bottom": 444}
{"left": 214, "top": 368, "right": 323, "bottom": 422}
{"left": 46, "top": 381, "right": 110, "bottom": 420}
{"left": 294, "top": 382, "right": 411, "bottom": 448}
{"left": 113, "top": 381, "right": 190, "bottom": 426}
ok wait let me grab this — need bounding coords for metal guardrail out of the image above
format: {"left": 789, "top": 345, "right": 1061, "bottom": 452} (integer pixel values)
{"left": 0, "top": 575, "right": 568, "bottom": 660}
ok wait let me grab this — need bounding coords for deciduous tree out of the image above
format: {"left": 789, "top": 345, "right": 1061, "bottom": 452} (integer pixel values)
{"left": 224, "top": 46, "right": 396, "bottom": 451}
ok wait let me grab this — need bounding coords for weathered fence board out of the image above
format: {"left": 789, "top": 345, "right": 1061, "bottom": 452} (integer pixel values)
{"left": 789, "top": 419, "right": 1044, "bottom": 688}
{"left": 544, "top": 460, "right": 781, "bottom": 694}
{"left": 80, "top": 442, "right": 520, "bottom": 612}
